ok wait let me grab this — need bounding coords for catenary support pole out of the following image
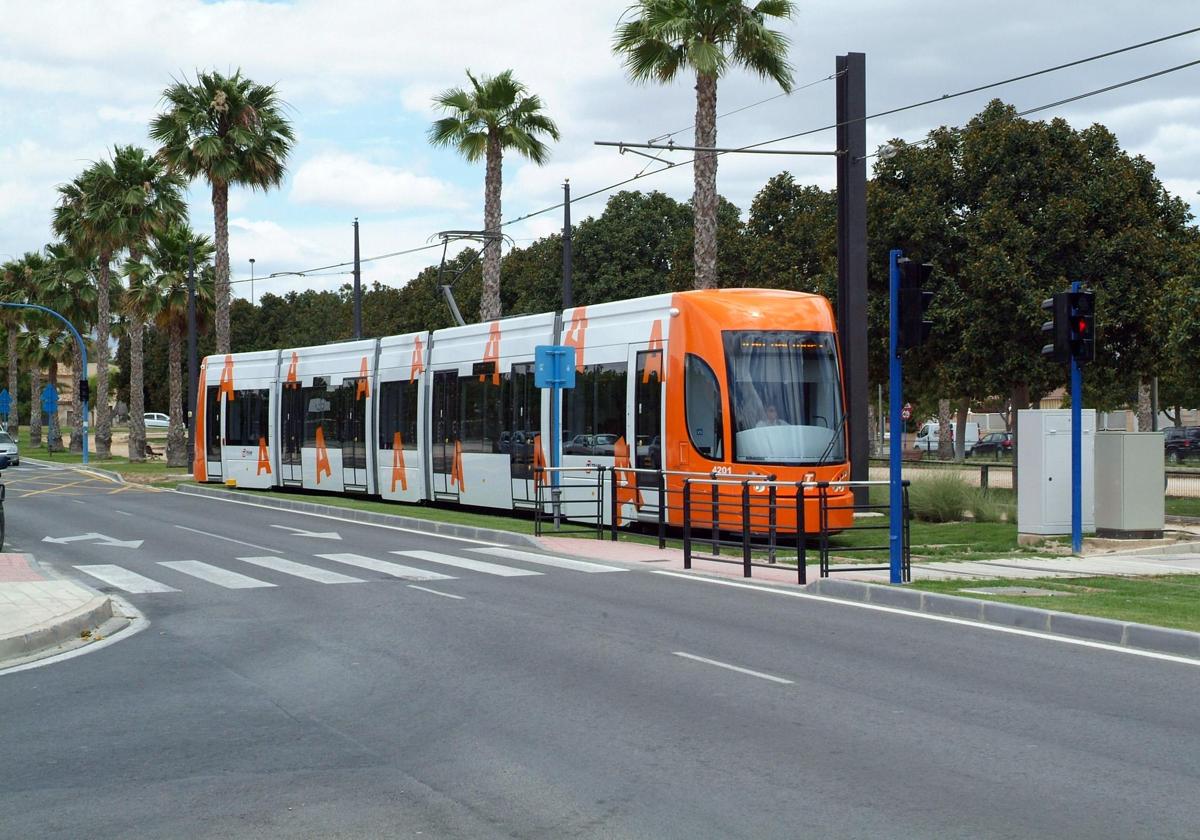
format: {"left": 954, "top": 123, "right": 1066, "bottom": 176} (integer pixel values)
{"left": 836, "top": 52, "right": 869, "bottom": 504}
{"left": 353, "top": 218, "right": 362, "bottom": 340}
{"left": 1070, "top": 279, "right": 1082, "bottom": 555}
{"left": 562, "top": 181, "right": 573, "bottom": 310}
{"left": 187, "top": 242, "right": 197, "bottom": 470}
{"left": 888, "top": 249, "right": 904, "bottom": 584}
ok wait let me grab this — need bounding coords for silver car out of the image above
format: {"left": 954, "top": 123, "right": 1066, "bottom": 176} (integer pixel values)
{"left": 0, "top": 431, "right": 19, "bottom": 466}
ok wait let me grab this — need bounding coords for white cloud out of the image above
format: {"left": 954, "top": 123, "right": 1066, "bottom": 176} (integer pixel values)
{"left": 290, "top": 152, "right": 467, "bottom": 211}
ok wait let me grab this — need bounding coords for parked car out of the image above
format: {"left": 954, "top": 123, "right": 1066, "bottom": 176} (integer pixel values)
{"left": 143, "top": 412, "right": 170, "bottom": 428}
{"left": 564, "top": 434, "right": 595, "bottom": 455}
{"left": 913, "top": 421, "right": 980, "bottom": 456}
{"left": 972, "top": 431, "right": 1013, "bottom": 458}
{"left": 0, "top": 431, "right": 19, "bottom": 466}
{"left": 592, "top": 434, "right": 619, "bottom": 456}
{"left": 1164, "top": 426, "right": 1200, "bottom": 464}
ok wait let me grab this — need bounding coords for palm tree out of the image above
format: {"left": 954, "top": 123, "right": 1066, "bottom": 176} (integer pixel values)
{"left": 53, "top": 164, "right": 123, "bottom": 458}
{"left": 44, "top": 242, "right": 98, "bottom": 453}
{"left": 429, "top": 70, "right": 560, "bottom": 321}
{"left": 0, "top": 258, "right": 24, "bottom": 436}
{"left": 106, "top": 145, "right": 187, "bottom": 462}
{"left": 143, "top": 224, "right": 214, "bottom": 466}
{"left": 149, "top": 69, "right": 294, "bottom": 354}
{"left": 614, "top": 0, "right": 795, "bottom": 289}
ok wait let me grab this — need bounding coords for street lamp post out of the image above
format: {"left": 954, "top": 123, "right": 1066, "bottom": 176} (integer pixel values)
{"left": 249, "top": 258, "right": 256, "bottom": 305}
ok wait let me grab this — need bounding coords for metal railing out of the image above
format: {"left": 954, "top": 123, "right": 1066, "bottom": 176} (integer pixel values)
{"left": 809, "top": 480, "right": 911, "bottom": 583}
{"left": 534, "top": 465, "right": 607, "bottom": 537}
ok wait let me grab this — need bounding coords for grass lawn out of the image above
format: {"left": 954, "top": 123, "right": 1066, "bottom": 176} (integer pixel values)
{"left": 910, "top": 575, "right": 1200, "bottom": 633}
{"left": 11, "top": 426, "right": 185, "bottom": 484}
{"left": 1166, "top": 496, "right": 1200, "bottom": 518}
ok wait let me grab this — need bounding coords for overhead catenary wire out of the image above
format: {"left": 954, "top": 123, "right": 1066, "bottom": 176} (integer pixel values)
{"left": 238, "top": 25, "right": 1200, "bottom": 282}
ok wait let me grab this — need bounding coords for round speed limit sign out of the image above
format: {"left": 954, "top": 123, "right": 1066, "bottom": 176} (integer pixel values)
{"left": 901, "top": 403, "right": 913, "bottom": 421}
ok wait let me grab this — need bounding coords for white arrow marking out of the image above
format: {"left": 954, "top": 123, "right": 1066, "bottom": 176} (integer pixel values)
{"left": 268, "top": 524, "right": 342, "bottom": 540}
{"left": 42, "top": 532, "right": 143, "bottom": 549}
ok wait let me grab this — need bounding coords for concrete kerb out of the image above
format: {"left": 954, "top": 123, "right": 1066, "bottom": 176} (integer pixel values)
{"left": 806, "top": 578, "right": 1200, "bottom": 660}
{"left": 0, "top": 595, "right": 117, "bottom": 665}
{"left": 23, "top": 457, "right": 125, "bottom": 484}
{"left": 175, "top": 483, "right": 544, "bottom": 549}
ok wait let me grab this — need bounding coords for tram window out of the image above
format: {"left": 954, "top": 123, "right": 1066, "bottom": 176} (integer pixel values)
{"left": 378, "top": 380, "right": 419, "bottom": 451}
{"left": 338, "top": 379, "right": 367, "bottom": 469}
{"left": 460, "top": 364, "right": 505, "bottom": 454}
{"left": 562, "top": 363, "right": 626, "bottom": 444}
{"left": 205, "top": 385, "right": 221, "bottom": 458}
{"left": 685, "top": 354, "right": 723, "bottom": 460}
{"left": 302, "top": 382, "right": 341, "bottom": 447}
{"left": 225, "top": 389, "right": 269, "bottom": 446}
{"left": 635, "top": 351, "right": 663, "bottom": 471}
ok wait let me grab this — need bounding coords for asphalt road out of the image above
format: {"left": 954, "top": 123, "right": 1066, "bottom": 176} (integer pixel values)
{"left": 2, "top": 463, "right": 1199, "bottom": 839}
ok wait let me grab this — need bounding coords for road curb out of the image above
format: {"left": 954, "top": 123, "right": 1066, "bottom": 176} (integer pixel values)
{"left": 175, "top": 484, "right": 544, "bottom": 549}
{"left": 0, "top": 595, "right": 116, "bottom": 666}
{"left": 806, "top": 578, "right": 1200, "bottom": 659}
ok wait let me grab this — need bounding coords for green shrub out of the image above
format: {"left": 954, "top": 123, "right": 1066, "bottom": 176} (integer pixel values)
{"left": 908, "top": 475, "right": 970, "bottom": 522}
{"left": 969, "top": 488, "right": 1014, "bottom": 523}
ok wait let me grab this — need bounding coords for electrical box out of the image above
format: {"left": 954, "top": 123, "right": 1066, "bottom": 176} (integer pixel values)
{"left": 1094, "top": 432, "right": 1164, "bottom": 539}
{"left": 1017, "top": 409, "right": 1095, "bottom": 536}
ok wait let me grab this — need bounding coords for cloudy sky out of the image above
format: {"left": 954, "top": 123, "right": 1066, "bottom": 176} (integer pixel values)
{"left": 2, "top": 0, "right": 1198, "bottom": 300}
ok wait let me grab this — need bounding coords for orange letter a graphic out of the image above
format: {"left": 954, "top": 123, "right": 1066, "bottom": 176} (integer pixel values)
{"left": 256, "top": 436, "right": 272, "bottom": 475}
{"left": 390, "top": 432, "right": 407, "bottom": 492}
{"left": 314, "top": 426, "right": 332, "bottom": 484}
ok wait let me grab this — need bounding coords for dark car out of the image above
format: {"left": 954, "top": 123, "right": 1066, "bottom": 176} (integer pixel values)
{"left": 973, "top": 431, "right": 1013, "bottom": 458}
{"left": 1164, "top": 426, "right": 1200, "bottom": 464}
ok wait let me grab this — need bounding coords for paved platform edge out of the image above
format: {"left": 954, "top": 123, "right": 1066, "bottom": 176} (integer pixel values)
{"left": 807, "top": 579, "right": 1200, "bottom": 659}
{"left": 22, "top": 457, "right": 126, "bottom": 484}
{"left": 0, "top": 595, "right": 116, "bottom": 666}
{"left": 175, "top": 483, "right": 544, "bottom": 549}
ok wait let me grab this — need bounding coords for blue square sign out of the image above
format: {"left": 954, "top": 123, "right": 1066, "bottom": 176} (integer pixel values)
{"left": 534, "top": 345, "right": 575, "bottom": 389}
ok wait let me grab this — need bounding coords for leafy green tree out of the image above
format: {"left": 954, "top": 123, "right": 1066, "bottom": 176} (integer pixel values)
{"left": 150, "top": 69, "right": 294, "bottom": 355}
{"left": 429, "top": 70, "right": 560, "bottom": 321}
{"left": 43, "top": 242, "right": 98, "bottom": 452}
{"left": 744, "top": 174, "right": 837, "bottom": 298}
{"left": 614, "top": 0, "right": 794, "bottom": 289}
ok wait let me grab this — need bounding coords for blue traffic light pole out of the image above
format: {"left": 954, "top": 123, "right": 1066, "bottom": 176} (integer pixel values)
{"left": 0, "top": 302, "right": 88, "bottom": 465}
{"left": 888, "top": 249, "right": 904, "bottom": 583}
{"left": 1070, "top": 280, "right": 1082, "bottom": 554}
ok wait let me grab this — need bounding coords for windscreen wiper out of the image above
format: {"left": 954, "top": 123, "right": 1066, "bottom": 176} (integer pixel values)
{"left": 816, "top": 413, "right": 847, "bottom": 466}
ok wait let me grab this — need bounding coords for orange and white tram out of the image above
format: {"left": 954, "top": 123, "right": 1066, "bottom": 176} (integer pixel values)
{"left": 194, "top": 288, "right": 854, "bottom": 532}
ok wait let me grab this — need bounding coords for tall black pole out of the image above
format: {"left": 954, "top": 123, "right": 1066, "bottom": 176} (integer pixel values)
{"left": 562, "top": 180, "right": 573, "bottom": 309}
{"left": 836, "top": 52, "right": 869, "bottom": 503}
{"left": 186, "top": 241, "right": 197, "bottom": 470}
{"left": 353, "top": 218, "right": 362, "bottom": 339}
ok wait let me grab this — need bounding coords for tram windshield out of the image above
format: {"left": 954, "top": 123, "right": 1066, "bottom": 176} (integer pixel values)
{"left": 724, "top": 331, "right": 845, "bottom": 465}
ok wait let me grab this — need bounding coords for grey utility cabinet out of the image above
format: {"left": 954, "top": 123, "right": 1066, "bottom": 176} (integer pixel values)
{"left": 1017, "top": 409, "right": 1095, "bottom": 536}
{"left": 1094, "top": 431, "right": 1164, "bottom": 539}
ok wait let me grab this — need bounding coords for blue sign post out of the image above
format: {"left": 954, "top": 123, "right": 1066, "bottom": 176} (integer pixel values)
{"left": 535, "top": 345, "right": 576, "bottom": 528}
{"left": 887, "top": 250, "right": 904, "bottom": 584}
{"left": 41, "top": 382, "right": 58, "bottom": 415}
{"left": 0, "top": 388, "right": 10, "bottom": 423}
{"left": 0, "top": 303, "right": 88, "bottom": 464}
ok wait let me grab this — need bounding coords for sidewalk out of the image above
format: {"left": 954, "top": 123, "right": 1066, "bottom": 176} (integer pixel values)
{"left": 537, "top": 535, "right": 1200, "bottom": 584}
{"left": 0, "top": 554, "right": 120, "bottom": 669}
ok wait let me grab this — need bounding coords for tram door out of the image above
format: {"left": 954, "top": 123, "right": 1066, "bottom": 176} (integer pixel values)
{"left": 508, "top": 363, "right": 541, "bottom": 508}
{"left": 631, "top": 345, "right": 664, "bottom": 515}
{"left": 279, "top": 385, "right": 303, "bottom": 485}
{"left": 431, "top": 370, "right": 459, "bottom": 500}
{"left": 205, "top": 385, "right": 223, "bottom": 482}
{"left": 342, "top": 378, "right": 369, "bottom": 492}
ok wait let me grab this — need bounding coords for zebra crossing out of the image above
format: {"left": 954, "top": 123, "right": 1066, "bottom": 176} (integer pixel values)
{"left": 72, "top": 546, "right": 625, "bottom": 595}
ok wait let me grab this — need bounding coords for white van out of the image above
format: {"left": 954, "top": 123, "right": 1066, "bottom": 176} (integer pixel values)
{"left": 913, "top": 420, "right": 979, "bottom": 455}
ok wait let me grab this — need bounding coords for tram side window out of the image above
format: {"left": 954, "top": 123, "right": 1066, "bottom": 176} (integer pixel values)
{"left": 459, "top": 363, "right": 506, "bottom": 454}
{"left": 302, "top": 378, "right": 342, "bottom": 447}
{"left": 685, "top": 354, "right": 723, "bottom": 459}
{"left": 225, "top": 389, "right": 269, "bottom": 446}
{"left": 562, "top": 363, "right": 627, "bottom": 449}
{"left": 378, "top": 380, "right": 419, "bottom": 451}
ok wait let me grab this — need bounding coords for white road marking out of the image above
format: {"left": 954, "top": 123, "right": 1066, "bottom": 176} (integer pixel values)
{"left": 394, "top": 550, "right": 541, "bottom": 577}
{"left": 268, "top": 524, "right": 341, "bottom": 540}
{"left": 672, "top": 651, "right": 794, "bottom": 685}
{"left": 236, "top": 556, "right": 363, "bottom": 584}
{"left": 316, "top": 553, "right": 455, "bottom": 581}
{"left": 472, "top": 547, "right": 625, "bottom": 573}
{"left": 173, "top": 524, "right": 279, "bottom": 553}
{"left": 74, "top": 565, "right": 178, "bottom": 594}
{"left": 408, "top": 585, "right": 465, "bottom": 600}
{"left": 114, "top": 510, "right": 133, "bottom": 517}
{"left": 159, "top": 560, "right": 275, "bottom": 589}
{"left": 176, "top": 490, "right": 504, "bottom": 546}
{"left": 652, "top": 571, "right": 1200, "bottom": 668}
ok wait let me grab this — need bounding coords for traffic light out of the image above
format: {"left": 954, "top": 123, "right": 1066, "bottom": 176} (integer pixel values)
{"left": 1067, "top": 290, "right": 1095, "bottom": 364}
{"left": 897, "top": 258, "right": 934, "bottom": 351}
{"left": 78, "top": 379, "right": 90, "bottom": 404}
{"left": 1041, "top": 293, "right": 1070, "bottom": 364}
